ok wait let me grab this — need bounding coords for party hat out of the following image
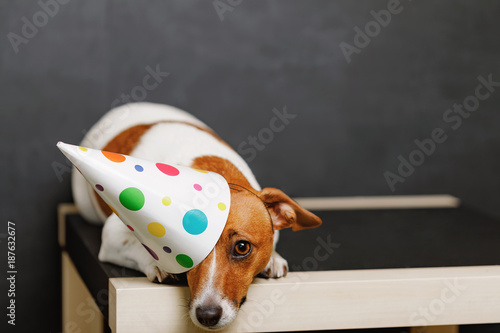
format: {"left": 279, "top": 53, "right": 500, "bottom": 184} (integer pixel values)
{"left": 57, "top": 142, "right": 231, "bottom": 274}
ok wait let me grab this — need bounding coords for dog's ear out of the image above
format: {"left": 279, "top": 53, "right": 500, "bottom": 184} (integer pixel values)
{"left": 258, "top": 187, "right": 322, "bottom": 231}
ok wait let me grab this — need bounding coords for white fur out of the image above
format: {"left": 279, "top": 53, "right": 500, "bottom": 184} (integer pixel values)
{"left": 188, "top": 249, "right": 238, "bottom": 330}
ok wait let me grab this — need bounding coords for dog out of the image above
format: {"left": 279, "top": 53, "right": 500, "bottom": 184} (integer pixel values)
{"left": 72, "top": 102, "right": 322, "bottom": 330}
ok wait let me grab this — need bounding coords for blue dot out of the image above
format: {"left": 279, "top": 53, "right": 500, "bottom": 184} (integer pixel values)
{"left": 182, "top": 209, "right": 208, "bottom": 235}
{"left": 135, "top": 165, "right": 144, "bottom": 172}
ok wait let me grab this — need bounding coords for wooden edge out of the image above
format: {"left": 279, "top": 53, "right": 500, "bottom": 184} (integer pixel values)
{"left": 293, "top": 195, "right": 461, "bottom": 211}
{"left": 109, "top": 278, "right": 117, "bottom": 333}
{"left": 62, "top": 251, "right": 104, "bottom": 333}
{"left": 411, "top": 325, "right": 459, "bottom": 333}
{"left": 109, "top": 265, "right": 500, "bottom": 332}
{"left": 58, "top": 203, "right": 79, "bottom": 248}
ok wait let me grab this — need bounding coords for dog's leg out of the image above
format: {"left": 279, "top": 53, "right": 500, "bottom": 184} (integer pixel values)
{"left": 98, "top": 213, "right": 179, "bottom": 283}
{"left": 259, "top": 230, "right": 289, "bottom": 278}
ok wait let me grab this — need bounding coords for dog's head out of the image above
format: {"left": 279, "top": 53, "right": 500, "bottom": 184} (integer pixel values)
{"left": 186, "top": 187, "right": 322, "bottom": 330}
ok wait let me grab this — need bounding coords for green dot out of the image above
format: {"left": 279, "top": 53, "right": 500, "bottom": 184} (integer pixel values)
{"left": 176, "top": 254, "right": 193, "bottom": 268}
{"left": 119, "top": 187, "right": 145, "bottom": 211}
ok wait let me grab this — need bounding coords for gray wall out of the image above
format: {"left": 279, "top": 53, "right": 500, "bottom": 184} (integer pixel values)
{"left": 1, "top": 0, "right": 499, "bottom": 331}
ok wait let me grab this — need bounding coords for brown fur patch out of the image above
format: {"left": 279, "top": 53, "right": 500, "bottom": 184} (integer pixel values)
{"left": 191, "top": 156, "right": 253, "bottom": 189}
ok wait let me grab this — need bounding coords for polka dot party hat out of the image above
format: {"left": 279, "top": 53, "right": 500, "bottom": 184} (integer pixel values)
{"left": 57, "top": 142, "right": 231, "bottom": 274}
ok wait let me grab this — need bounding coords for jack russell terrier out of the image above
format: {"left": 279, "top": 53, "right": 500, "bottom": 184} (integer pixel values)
{"left": 72, "top": 102, "right": 322, "bottom": 330}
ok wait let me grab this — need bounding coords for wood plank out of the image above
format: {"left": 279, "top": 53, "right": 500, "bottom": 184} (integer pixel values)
{"left": 294, "top": 195, "right": 460, "bottom": 211}
{"left": 62, "top": 252, "right": 104, "bottom": 333}
{"left": 109, "top": 265, "right": 500, "bottom": 332}
{"left": 58, "top": 203, "right": 79, "bottom": 247}
{"left": 410, "top": 325, "right": 459, "bottom": 333}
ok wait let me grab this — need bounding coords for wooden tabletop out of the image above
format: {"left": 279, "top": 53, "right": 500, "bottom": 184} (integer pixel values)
{"left": 59, "top": 197, "right": 500, "bottom": 332}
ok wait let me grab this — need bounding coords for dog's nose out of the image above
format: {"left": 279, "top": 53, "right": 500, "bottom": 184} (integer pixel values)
{"left": 196, "top": 305, "right": 223, "bottom": 327}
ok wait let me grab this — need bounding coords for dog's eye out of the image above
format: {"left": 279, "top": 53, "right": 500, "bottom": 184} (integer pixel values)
{"left": 233, "top": 241, "right": 251, "bottom": 257}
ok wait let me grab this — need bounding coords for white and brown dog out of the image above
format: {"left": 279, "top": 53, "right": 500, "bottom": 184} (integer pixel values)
{"left": 72, "top": 102, "right": 322, "bottom": 330}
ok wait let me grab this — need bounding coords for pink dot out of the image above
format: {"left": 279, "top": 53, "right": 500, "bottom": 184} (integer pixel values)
{"left": 194, "top": 184, "right": 202, "bottom": 191}
{"left": 156, "top": 163, "right": 180, "bottom": 176}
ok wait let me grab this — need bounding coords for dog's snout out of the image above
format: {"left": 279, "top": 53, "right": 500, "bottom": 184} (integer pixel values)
{"left": 196, "top": 305, "right": 223, "bottom": 327}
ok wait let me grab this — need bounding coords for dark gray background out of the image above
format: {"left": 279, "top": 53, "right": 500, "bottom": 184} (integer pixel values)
{"left": 1, "top": 0, "right": 499, "bottom": 332}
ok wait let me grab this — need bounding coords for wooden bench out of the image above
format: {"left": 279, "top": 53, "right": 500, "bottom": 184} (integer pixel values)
{"left": 58, "top": 195, "right": 500, "bottom": 332}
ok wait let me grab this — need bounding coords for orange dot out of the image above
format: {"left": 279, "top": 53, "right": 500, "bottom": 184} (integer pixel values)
{"left": 102, "top": 151, "right": 126, "bottom": 163}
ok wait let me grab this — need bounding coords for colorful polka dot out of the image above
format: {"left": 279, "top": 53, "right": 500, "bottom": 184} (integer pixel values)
{"left": 176, "top": 254, "right": 193, "bottom": 268}
{"left": 148, "top": 222, "right": 166, "bottom": 238}
{"left": 78, "top": 146, "right": 88, "bottom": 152}
{"left": 142, "top": 244, "right": 158, "bottom": 261}
{"left": 127, "top": 225, "right": 134, "bottom": 231}
{"left": 163, "top": 246, "right": 172, "bottom": 253}
{"left": 193, "top": 184, "right": 202, "bottom": 191}
{"left": 95, "top": 184, "right": 104, "bottom": 191}
{"left": 193, "top": 168, "right": 208, "bottom": 173}
{"left": 119, "top": 187, "right": 145, "bottom": 211}
{"left": 183, "top": 209, "right": 208, "bottom": 235}
{"left": 156, "top": 163, "right": 180, "bottom": 176}
{"left": 218, "top": 202, "right": 227, "bottom": 211}
{"left": 162, "top": 196, "right": 172, "bottom": 206}
{"left": 135, "top": 165, "right": 144, "bottom": 172}
{"left": 102, "top": 151, "right": 126, "bottom": 163}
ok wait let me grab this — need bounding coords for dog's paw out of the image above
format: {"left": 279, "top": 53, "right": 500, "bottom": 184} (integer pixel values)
{"left": 144, "top": 263, "right": 170, "bottom": 283}
{"left": 144, "top": 262, "right": 186, "bottom": 284}
{"left": 258, "top": 251, "right": 288, "bottom": 279}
